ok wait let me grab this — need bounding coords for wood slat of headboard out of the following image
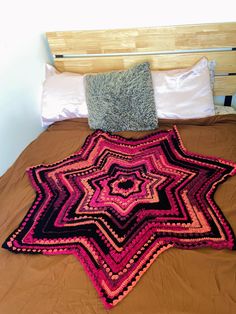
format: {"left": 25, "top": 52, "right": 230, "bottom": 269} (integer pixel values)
{"left": 47, "top": 23, "right": 236, "bottom": 55}
{"left": 54, "top": 56, "right": 236, "bottom": 96}
{"left": 214, "top": 76, "right": 236, "bottom": 96}
{"left": 54, "top": 50, "right": 236, "bottom": 74}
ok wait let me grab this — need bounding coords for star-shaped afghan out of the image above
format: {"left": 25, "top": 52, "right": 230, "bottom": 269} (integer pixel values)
{"left": 3, "top": 127, "right": 236, "bottom": 308}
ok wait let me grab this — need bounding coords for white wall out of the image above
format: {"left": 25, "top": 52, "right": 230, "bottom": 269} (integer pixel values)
{"left": 0, "top": 0, "right": 235, "bottom": 175}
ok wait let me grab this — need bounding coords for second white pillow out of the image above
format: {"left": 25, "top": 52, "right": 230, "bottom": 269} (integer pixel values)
{"left": 152, "top": 58, "right": 215, "bottom": 119}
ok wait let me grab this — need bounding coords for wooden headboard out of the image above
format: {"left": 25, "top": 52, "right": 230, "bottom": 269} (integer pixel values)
{"left": 46, "top": 22, "right": 236, "bottom": 97}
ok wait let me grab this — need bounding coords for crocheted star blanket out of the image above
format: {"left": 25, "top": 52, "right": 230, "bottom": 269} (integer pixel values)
{"left": 3, "top": 127, "right": 236, "bottom": 308}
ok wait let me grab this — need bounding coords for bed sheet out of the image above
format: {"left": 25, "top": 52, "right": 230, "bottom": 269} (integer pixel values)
{"left": 0, "top": 115, "right": 236, "bottom": 314}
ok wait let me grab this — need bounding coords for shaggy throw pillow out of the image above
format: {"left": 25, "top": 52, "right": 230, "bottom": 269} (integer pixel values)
{"left": 85, "top": 62, "right": 157, "bottom": 132}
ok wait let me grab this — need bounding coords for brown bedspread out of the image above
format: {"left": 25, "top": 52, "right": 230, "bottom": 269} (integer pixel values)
{"left": 0, "top": 115, "right": 236, "bottom": 314}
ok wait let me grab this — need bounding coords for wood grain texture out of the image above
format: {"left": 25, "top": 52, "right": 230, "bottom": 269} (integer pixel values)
{"left": 54, "top": 50, "right": 236, "bottom": 74}
{"left": 214, "top": 76, "right": 236, "bottom": 96}
{"left": 47, "top": 22, "right": 236, "bottom": 55}
{"left": 47, "top": 22, "right": 236, "bottom": 96}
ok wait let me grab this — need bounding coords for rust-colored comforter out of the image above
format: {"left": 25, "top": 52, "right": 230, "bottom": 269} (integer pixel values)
{"left": 0, "top": 115, "right": 236, "bottom": 314}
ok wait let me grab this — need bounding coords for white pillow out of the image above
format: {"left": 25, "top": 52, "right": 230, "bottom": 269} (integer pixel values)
{"left": 41, "top": 64, "right": 88, "bottom": 127}
{"left": 152, "top": 58, "right": 215, "bottom": 119}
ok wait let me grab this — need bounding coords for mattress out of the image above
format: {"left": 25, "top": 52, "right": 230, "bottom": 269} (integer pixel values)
{"left": 0, "top": 115, "right": 236, "bottom": 314}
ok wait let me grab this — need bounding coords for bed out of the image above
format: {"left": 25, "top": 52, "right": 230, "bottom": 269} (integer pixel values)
{"left": 0, "top": 22, "right": 236, "bottom": 314}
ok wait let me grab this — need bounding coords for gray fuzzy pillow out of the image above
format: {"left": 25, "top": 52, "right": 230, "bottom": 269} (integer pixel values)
{"left": 85, "top": 62, "right": 158, "bottom": 132}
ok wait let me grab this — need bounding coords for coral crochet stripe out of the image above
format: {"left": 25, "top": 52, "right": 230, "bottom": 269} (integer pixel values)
{"left": 3, "top": 126, "right": 236, "bottom": 308}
